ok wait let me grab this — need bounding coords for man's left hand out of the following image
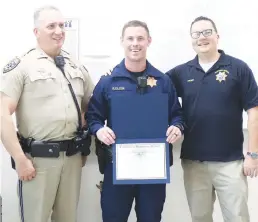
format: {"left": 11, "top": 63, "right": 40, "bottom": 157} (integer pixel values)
{"left": 243, "top": 155, "right": 258, "bottom": 178}
{"left": 166, "top": 125, "right": 182, "bottom": 144}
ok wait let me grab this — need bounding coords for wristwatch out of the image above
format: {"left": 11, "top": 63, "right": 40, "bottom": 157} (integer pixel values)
{"left": 246, "top": 152, "right": 258, "bottom": 159}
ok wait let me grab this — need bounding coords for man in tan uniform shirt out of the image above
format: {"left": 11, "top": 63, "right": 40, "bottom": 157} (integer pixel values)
{"left": 0, "top": 6, "right": 94, "bottom": 222}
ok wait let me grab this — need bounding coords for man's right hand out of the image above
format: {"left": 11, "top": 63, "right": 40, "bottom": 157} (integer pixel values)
{"left": 15, "top": 156, "right": 36, "bottom": 181}
{"left": 96, "top": 126, "right": 116, "bottom": 145}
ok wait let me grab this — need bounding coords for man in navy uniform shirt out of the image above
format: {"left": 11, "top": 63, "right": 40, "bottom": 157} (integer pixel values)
{"left": 166, "top": 16, "right": 258, "bottom": 222}
{"left": 87, "top": 20, "right": 184, "bottom": 222}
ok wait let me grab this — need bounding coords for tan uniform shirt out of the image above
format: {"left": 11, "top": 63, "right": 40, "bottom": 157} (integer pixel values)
{"left": 1, "top": 47, "right": 94, "bottom": 141}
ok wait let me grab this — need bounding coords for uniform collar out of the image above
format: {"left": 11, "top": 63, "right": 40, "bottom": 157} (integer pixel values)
{"left": 35, "top": 46, "right": 52, "bottom": 60}
{"left": 35, "top": 47, "right": 70, "bottom": 61}
{"left": 60, "top": 49, "right": 71, "bottom": 59}
{"left": 112, "top": 59, "right": 163, "bottom": 78}
{"left": 188, "top": 50, "right": 231, "bottom": 69}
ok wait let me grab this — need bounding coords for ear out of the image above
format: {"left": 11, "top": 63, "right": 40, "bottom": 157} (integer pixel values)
{"left": 217, "top": 34, "right": 220, "bottom": 40}
{"left": 147, "top": 36, "right": 152, "bottom": 47}
{"left": 33, "top": 28, "right": 38, "bottom": 37}
{"left": 120, "top": 36, "right": 123, "bottom": 47}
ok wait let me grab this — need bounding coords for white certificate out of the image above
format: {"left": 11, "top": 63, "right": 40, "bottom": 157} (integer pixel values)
{"left": 115, "top": 143, "right": 167, "bottom": 180}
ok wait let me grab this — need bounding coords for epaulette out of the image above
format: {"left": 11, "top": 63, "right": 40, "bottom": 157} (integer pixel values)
{"left": 18, "top": 48, "right": 36, "bottom": 59}
{"left": 25, "top": 48, "right": 36, "bottom": 55}
{"left": 2, "top": 57, "right": 21, "bottom": 74}
{"left": 103, "top": 68, "right": 114, "bottom": 76}
{"left": 82, "top": 65, "right": 88, "bottom": 72}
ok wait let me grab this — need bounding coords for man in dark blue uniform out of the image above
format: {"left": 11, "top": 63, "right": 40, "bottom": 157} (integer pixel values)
{"left": 166, "top": 16, "right": 258, "bottom": 222}
{"left": 86, "top": 20, "right": 184, "bottom": 222}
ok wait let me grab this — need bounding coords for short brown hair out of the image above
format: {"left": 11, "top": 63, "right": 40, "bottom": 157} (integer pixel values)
{"left": 121, "top": 20, "right": 150, "bottom": 37}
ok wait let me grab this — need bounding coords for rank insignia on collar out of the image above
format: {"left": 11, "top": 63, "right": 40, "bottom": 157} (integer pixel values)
{"left": 215, "top": 71, "right": 228, "bottom": 82}
{"left": 147, "top": 76, "right": 157, "bottom": 87}
{"left": 3, "top": 57, "right": 21, "bottom": 73}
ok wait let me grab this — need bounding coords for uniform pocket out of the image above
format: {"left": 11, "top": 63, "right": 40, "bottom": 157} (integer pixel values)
{"left": 26, "top": 72, "right": 58, "bottom": 98}
{"left": 67, "top": 69, "right": 84, "bottom": 98}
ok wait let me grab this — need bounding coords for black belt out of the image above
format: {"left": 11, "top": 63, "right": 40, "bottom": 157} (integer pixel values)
{"left": 46, "top": 140, "right": 75, "bottom": 151}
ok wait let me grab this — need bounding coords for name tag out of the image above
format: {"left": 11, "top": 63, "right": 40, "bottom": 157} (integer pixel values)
{"left": 112, "top": 87, "right": 125, "bottom": 91}
{"left": 187, "top": 79, "right": 194, "bottom": 82}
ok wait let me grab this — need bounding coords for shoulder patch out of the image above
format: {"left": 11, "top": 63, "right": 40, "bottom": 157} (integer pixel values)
{"left": 3, "top": 57, "right": 21, "bottom": 73}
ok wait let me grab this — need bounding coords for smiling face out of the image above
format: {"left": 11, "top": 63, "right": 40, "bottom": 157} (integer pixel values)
{"left": 121, "top": 25, "right": 151, "bottom": 63}
{"left": 34, "top": 8, "right": 65, "bottom": 57}
{"left": 190, "top": 20, "right": 219, "bottom": 56}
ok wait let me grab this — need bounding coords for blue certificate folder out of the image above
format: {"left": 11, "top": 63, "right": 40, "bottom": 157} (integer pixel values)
{"left": 110, "top": 93, "right": 170, "bottom": 184}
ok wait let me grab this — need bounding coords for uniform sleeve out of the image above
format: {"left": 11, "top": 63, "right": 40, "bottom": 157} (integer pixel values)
{"left": 165, "top": 67, "right": 182, "bottom": 97}
{"left": 240, "top": 63, "right": 258, "bottom": 111}
{"left": 164, "top": 75, "right": 185, "bottom": 127}
{"left": 80, "top": 65, "right": 95, "bottom": 112}
{"left": 0, "top": 59, "right": 24, "bottom": 103}
{"left": 86, "top": 77, "right": 109, "bottom": 135}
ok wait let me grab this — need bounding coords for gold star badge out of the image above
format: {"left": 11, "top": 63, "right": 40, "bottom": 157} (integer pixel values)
{"left": 216, "top": 71, "right": 227, "bottom": 82}
{"left": 147, "top": 77, "right": 157, "bottom": 87}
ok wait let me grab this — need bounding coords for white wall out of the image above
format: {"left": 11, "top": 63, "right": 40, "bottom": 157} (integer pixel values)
{"left": 1, "top": 0, "right": 258, "bottom": 126}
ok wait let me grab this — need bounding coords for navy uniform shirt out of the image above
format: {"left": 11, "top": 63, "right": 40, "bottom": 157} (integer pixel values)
{"left": 166, "top": 50, "right": 258, "bottom": 162}
{"left": 87, "top": 59, "right": 184, "bottom": 165}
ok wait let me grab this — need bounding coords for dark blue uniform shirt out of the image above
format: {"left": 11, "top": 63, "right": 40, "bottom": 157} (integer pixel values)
{"left": 86, "top": 59, "right": 184, "bottom": 165}
{"left": 166, "top": 50, "right": 258, "bottom": 162}
{"left": 87, "top": 59, "right": 183, "bottom": 134}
